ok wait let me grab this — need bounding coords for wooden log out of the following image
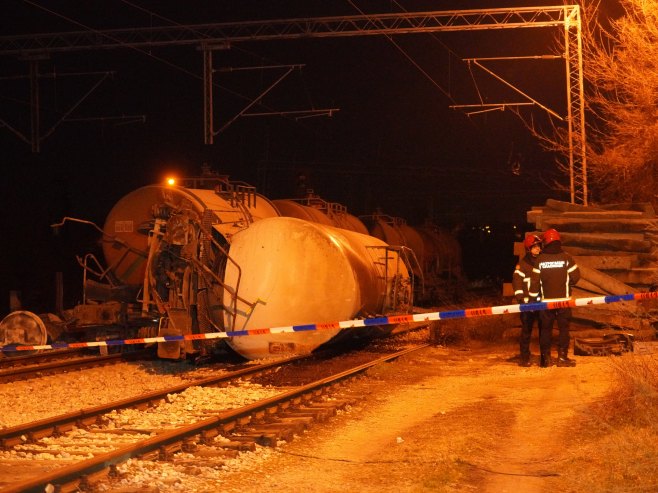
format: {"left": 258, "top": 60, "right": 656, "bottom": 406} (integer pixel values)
{"left": 574, "top": 255, "right": 633, "bottom": 270}
{"left": 560, "top": 232, "right": 651, "bottom": 252}
{"left": 537, "top": 216, "right": 653, "bottom": 233}
{"left": 526, "top": 208, "right": 641, "bottom": 225}
{"left": 579, "top": 264, "right": 637, "bottom": 295}
{"left": 563, "top": 246, "right": 657, "bottom": 263}
{"left": 563, "top": 246, "right": 637, "bottom": 256}
{"left": 563, "top": 232, "right": 647, "bottom": 243}
{"left": 572, "top": 306, "right": 649, "bottom": 331}
{"left": 545, "top": 198, "right": 606, "bottom": 212}
{"left": 597, "top": 202, "right": 656, "bottom": 215}
{"left": 572, "top": 304, "right": 637, "bottom": 317}
{"left": 605, "top": 268, "right": 658, "bottom": 286}
{"left": 573, "top": 282, "right": 607, "bottom": 296}
{"left": 526, "top": 209, "right": 543, "bottom": 226}
{"left": 545, "top": 210, "right": 646, "bottom": 220}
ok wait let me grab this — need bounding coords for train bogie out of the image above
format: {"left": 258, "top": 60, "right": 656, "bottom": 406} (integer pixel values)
{"left": 0, "top": 311, "right": 48, "bottom": 354}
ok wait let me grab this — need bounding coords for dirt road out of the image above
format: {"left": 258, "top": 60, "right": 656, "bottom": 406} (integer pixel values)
{"left": 217, "top": 342, "right": 614, "bottom": 492}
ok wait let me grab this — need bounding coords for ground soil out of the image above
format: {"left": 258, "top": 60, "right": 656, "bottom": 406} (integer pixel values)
{"left": 217, "top": 337, "right": 615, "bottom": 493}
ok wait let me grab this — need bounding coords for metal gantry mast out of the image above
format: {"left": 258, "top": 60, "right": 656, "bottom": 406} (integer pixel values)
{"left": 0, "top": 5, "right": 587, "bottom": 204}
{"left": 564, "top": 7, "right": 587, "bottom": 205}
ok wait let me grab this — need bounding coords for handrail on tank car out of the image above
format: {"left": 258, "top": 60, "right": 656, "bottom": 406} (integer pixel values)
{"left": 179, "top": 175, "right": 230, "bottom": 189}
{"left": 52, "top": 217, "right": 149, "bottom": 304}
{"left": 193, "top": 213, "right": 257, "bottom": 333}
{"left": 212, "top": 179, "right": 258, "bottom": 210}
{"left": 386, "top": 245, "right": 415, "bottom": 311}
{"left": 400, "top": 245, "right": 424, "bottom": 302}
{"left": 188, "top": 253, "right": 256, "bottom": 333}
{"left": 78, "top": 253, "right": 118, "bottom": 305}
{"left": 286, "top": 193, "right": 326, "bottom": 209}
{"left": 285, "top": 194, "right": 351, "bottom": 218}
{"left": 180, "top": 174, "right": 259, "bottom": 211}
{"left": 366, "top": 245, "right": 416, "bottom": 312}
{"left": 325, "top": 202, "right": 348, "bottom": 218}
{"left": 359, "top": 212, "right": 406, "bottom": 227}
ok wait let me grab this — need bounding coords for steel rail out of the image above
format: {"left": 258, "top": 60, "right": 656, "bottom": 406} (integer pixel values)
{"left": 0, "top": 354, "right": 306, "bottom": 448}
{"left": 0, "top": 352, "right": 141, "bottom": 383}
{"left": 0, "top": 344, "right": 428, "bottom": 493}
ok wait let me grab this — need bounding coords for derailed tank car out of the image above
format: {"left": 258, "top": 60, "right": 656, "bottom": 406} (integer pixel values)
{"left": 1, "top": 174, "right": 462, "bottom": 360}
{"left": 361, "top": 214, "right": 464, "bottom": 304}
{"left": 223, "top": 216, "right": 413, "bottom": 359}
{"left": 1, "top": 174, "right": 427, "bottom": 360}
{"left": 269, "top": 195, "right": 463, "bottom": 305}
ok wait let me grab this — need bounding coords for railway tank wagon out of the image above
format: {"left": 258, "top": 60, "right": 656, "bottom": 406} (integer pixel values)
{"left": 222, "top": 216, "right": 413, "bottom": 359}
{"left": 113, "top": 182, "right": 414, "bottom": 360}
{"left": 361, "top": 214, "right": 464, "bottom": 304}
{"left": 262, "top": 194, "right": 464, "bottom": 306}
{"left": 1, "top": 174, "right": 419, "bottom": 361}
{"left": 273, "top": 195, "right": 370, "bottom": 235}
{"left": 100, "top": 179, "right": 280, "bottom": 288}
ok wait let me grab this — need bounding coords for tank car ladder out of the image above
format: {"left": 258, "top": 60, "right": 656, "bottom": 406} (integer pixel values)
{"left": 367, "top": 245, "right": 420, "bottom": 313}
{"left": 141, "top": 206, "right": 258, "bottom": 359}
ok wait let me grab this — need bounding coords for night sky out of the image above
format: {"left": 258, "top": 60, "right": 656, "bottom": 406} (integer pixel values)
{"left": 1, "top": 1, "right": 574, "bottom": 314}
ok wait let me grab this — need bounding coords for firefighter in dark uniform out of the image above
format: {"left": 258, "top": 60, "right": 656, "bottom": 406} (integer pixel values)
{"left": 530, "top": 228, "right": 580, "bottom": 367}
{"left": 512, "top": 234, "right": 543, "bottom": 367}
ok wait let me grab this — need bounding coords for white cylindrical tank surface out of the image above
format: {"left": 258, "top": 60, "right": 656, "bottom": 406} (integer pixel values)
{"left": 223, "top": 216, "right": 410, "bottom": 360}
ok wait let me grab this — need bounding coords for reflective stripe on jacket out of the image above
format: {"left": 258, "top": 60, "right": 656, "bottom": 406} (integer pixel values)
{"left": 513, "top": 253, "right": 539, "bottom": 303}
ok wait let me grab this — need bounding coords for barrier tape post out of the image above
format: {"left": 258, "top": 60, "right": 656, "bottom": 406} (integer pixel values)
{"left": 1, "top": 292, "right": 656, "bottom": 353}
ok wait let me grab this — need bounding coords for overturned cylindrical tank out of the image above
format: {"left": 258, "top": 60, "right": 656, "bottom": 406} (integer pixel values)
{"left": 222, "top": 216, "right": 412, "bottom": 359}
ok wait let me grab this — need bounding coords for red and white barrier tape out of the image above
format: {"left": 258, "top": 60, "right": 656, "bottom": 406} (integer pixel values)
{"left": 1, "top": 291, "right": 654, "bottom": 352}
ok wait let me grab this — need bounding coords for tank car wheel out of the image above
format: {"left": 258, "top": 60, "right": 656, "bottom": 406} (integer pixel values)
{"left": 0, "top": 311, "right": 48, "bottom": 356}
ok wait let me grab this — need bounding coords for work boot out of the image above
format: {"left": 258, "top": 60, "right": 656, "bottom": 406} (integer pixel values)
{"left": 540, "top": 353, "right": 552, "bottom": 368}
{"left": 557, "top": 350, "right": 576, "bottom": 367}
{"left": 519, "top": 354, "right": 531, "bottom": 367}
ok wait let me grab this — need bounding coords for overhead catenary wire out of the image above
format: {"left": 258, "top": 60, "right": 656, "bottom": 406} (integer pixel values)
{"left": 117, "top": 0, "right": 338, "bottom": 131}
{"left": 19, "top": 0, "right": 264, "bottom": 108}
{"left": 346, "top": 0, "right": 457, "bottom": 104}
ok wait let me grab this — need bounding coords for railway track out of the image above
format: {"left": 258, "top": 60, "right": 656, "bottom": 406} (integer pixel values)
{"left": 0, "top": 348, "right": 86, "bottom": 365}
{"left": 0, "top": 344, "right": 429, "bottom": 492}
{"left": 0, "top": 349, "right": 154, "bottom": 383}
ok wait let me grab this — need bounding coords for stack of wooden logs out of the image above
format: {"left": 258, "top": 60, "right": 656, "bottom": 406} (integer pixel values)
{"left": 522, "top": 199, "right": 658, "bottom": 333}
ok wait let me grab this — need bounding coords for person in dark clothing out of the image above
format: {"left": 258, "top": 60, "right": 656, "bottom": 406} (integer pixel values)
{"left": 529, "top": 228, "right": 581, "bottom": 367}
{"left": 512, "top": 234, "right": 543, "bottom": 367}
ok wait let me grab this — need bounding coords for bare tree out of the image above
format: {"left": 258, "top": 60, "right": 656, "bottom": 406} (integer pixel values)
{"left": 524, "top": 1, "right": 658, "bottom": 205}
{"left": 582, "top": 0, "right": 658, "bottom": 205}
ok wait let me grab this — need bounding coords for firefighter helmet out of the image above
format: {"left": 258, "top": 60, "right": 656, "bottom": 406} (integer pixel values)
{"left": 543, "top": 228, "right": 561, "bottom": 246}
{"left": 523, "top": 234, "right": 542, "bottom": 251}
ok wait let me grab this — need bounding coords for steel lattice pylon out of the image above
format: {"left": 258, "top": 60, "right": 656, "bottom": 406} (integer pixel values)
{"left": 0, "top": 6, "right": 586, "bottom": 203}
{"left": 564, "top": 7, "right": 587, "bottom": 205}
